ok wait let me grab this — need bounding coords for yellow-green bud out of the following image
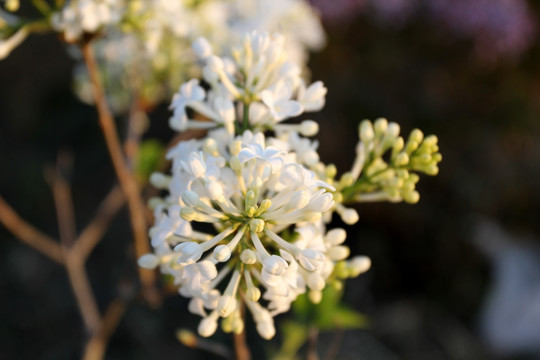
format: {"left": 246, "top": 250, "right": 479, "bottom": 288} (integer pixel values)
{"left": 338, "top": 172, "right": 355, "bottom": 188}
{"left": 254, "top": 199, "right": 271, "bottom": 216}
{"left": 359, "top": 120, "right": 375, "bottom": 143}
{"left": 423, "top": 134, "right": 438, "bottom": 148}
{"left": 394, "top": 152, "right": 409, "bottom": 166}
{"left": 405, "top": 140, "right": 419, "bottom": 155}
{"left": 325, "top": 164, "right": 337, "bottom": 178}
{"left": 366, "top": 158, "right": 387, "bottom": 177}
{"left": 331, "top": 279, "right": 343, "bottom": 291}
{"left": 246, "top": 287, "right": 261, "bottom": 302}
{"left": 221, "top": 315, "right": 234, "bottom": 333}
{"left": 176, "top": 329, "right": 197, "bottom": 347}
{"left": 6, "top": 0, "right": 19, "bottom": 12}
{"left": 180, "top": 207, "right": 197, "bottom": 221}
{"left": 392, "top": 137, "right": 405, "bottom": 156}
{"left": 333, "top": 192, "right": 343, "bottom": 203}
{"left": 240, "top": 249, "right": 257, "bottom": 264}
{"left": 245, "top": 190, "right": 256, "bottom": 209}
{"left": 374, "top": 118, "right": 388, "bottom": 136}
{"left": 334, "top": 261, "right": 349, "bottom": 278}
{"left": 409, "top": 129, "right": 424, "bottom": 144}
{"left": 403, "top": 190, "right": 420, "bottom": 204}
{"left": 230, "top": 140, "right": 242, "bottom": 156}
{"left": 308, "top": 290, "right": 322, "bottom": 304}
{"left": 249, "top": 219, "right": 265, "bottom": 233}
{"left": 230, "top": 156, "right": 241, "bottom": 172}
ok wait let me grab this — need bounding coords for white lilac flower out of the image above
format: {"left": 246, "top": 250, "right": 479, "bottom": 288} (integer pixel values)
{"left": 140, "top": 31, "right": 378, "bottom": 340}
{"left": 170, "top": 32, "right": 328, "bottom": 134}
{"left": 138, "top": 126, "right": 370, "bottom": 339}
{"left": 51, "top": 0, "right": 124, "bottom": 42}
{"left": 66, "top": 0, "right": 325, "bottom": 113}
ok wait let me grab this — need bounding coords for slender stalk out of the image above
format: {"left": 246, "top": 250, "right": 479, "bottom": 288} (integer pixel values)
{"left": 306, "top": 326, "right": 320, "bottom": 360}
{"left": 74, "top": 186, "right": 124, "bottom": 261}
{"left": 242, "top": 103, "right": 250, "bottom": 132}
{"left": 80, "top": 41, "right": 158, "bottom": 303}
{"left": 233, "top": 302, "right": 251, "bottom": 360}
{"left": 82, "top": 298, "right": 127, "bottom": 360}
{"left": 0, "top": 195, "right": 64, "bottom": 264}
{"left": 233, "top": 330, "right": 251, "bottom": 360}
{"left": 50, "top": 156, "right": 102, "bottom": 333}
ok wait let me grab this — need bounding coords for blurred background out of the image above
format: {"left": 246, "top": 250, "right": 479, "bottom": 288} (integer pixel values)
{"left": 1, "top": 0, "right": 540, "bottom": 359}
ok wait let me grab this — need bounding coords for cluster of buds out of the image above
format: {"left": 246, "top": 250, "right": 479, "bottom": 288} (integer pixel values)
{"left": 313, "top": 118, "right": 442, "bottom": 226}
{"left": 138, "top": 32, "right": 376, "bottom": 339}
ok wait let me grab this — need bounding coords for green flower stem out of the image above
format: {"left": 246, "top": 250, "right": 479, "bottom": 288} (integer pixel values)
{"left": 32, "top": 0, "right": 52, "bottom": 16}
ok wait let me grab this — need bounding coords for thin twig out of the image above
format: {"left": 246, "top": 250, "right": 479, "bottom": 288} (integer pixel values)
{"left": 0, "top": 196, "right": 64, "bottom": 264}
{"left": 75, "top": 186, "right": 125, "bottom": 261}
{"left": 125, "top": 94, "right": 145, "bottom": 167}
{"left": 80, "top": 41, "right": 158, "bottom": 303}
{"left": 50, "top": 155, "right": 102, "bottom": 333}
{"left": 177, "top": 330, "right": 233, "bottom": 359}
{"left": 82, "top": 298, "right": 127, "bottom": 360}
{"left": 323, "top": 329, "right": 344, "bottom": 360}
{"left": 233, "top": 302, "right": 251, "bottom": 360}
{"left": 306, "top": 326, "right": 320, "bottom": 360}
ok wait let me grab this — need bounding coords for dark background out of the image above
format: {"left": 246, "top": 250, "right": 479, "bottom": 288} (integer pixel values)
{"left": 1, "top": 1, "right": 540, "bottom": 359}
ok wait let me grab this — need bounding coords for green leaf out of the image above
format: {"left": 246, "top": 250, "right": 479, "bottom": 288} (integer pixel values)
{"left": 135, "top": 139, "right": 165, "bottom": 182}
{"left": 326, "top": 306, "right": 369, "bottom": 330}
{"left": 272, "top": 321, "right": 308, "bottom": 360}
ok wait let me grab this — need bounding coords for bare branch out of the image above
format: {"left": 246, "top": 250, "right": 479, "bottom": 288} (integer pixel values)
{"left": 75, "top": 186, "right": 125, "bottom": 261}
{"left": 0, "top": 196, "right": 64, "bottom": 264}
{"left": 80, "top": 41, "right": 158, "bottom": 303}
{"left": 82, "top": 298, "right": 126, "bottom": 360}
{"left": 50, "top": 154, "right": 102, "bottom": 333}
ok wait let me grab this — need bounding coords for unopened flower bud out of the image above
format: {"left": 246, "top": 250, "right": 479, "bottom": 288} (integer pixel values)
{"left": 348, "top": 256, "right": 372, "bottom": 277}
{"left": 409, "top": 129, "right": 424, "bottom": 144}
{"left": 403, "top": 190, "right": 420, "bottom": 204}
{"left": 6, "top": 0, "right": 19, "bottom": 12}
{"left": 149, "top": 172, "right": 170, "bottom": 189}
{"left": 182, "top": 191, "right": 200, "bottom": 207}
{"left": 386, "top": 122, "right": 400, "bottom": 138}
{"left": 249, "top": 219, "right": 265, "bottom": 233}
{"left": 326, "top": 228, "right": 347, "bottom": 245}
{"left": 198, "top": 313, "right": 218, "bottom": 337}
{"left": 147, "top": 197, "right": 163, "bottom": 209}
{"left": 232, "top": 316, "right": 244, "bottom": 334}
{"left": 359, "top": 120, "right": 374, "bottom": 143}
{"left": 374, "top": 118, "right": 388, "bottom": 136}
{"left": 213, "top": 245, "right": 232, "bottom": 262}
{"left": 246, "top": 286, "right": 261, "bottom": 301}
{"left": 394, "top": 152, "right": 409, "bottom": 166}
{"left": 308, "top": 290, "right": 322, "bottom": 304}
{"left": 340, "top": 208, "right": 359, "bottom": 225}
{"left": 325, "top": 164, "right": 337, "bottom": 178}
{"left": 300, "top": 120, "right": 319, "bottom": 136}
{"left": 257, "top": 320, "right": 276, "bottom": 340}
{"left": 240, "top": 249, "right": 257, "bottom": 264}
{"left": 328, "top": 245, "right": 350, "bottom": 261}
{"left": 138, "top": 254, "right": 159, "bottom": 269}
{"left": 192, "top": 37, "right": 212, "bottom": 59}
{"left": 334, "top": 261, "right": 349, "bottom": 278}
{"left": 255, "top": 199, "right": 271, "bottom": 216}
